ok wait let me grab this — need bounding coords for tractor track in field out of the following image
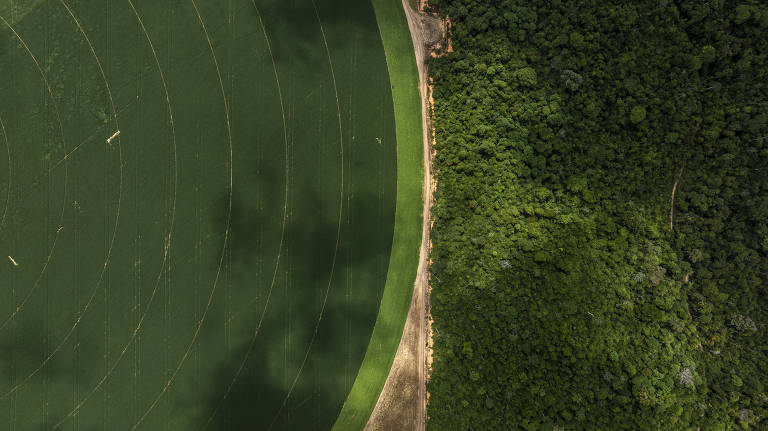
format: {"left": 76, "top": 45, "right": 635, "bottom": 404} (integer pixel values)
{"left": 366, "top": 1, "right": 445, "bottom": 430}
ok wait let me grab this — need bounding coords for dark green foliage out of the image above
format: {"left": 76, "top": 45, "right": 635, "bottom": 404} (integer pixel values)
{"left": 630, "top": 106, "right": 647, "bottom": 124}
{"left": 425, "top": 0, "right": 768, "bottom": 429}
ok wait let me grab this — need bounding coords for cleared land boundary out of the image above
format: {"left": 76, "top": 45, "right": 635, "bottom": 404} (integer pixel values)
{"left": 332, "top": 0, "right": 423, "bottom": 429}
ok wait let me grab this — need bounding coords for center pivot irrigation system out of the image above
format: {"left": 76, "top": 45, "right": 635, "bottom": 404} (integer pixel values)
{"left": 0, "top": 0, "right": 426, "bottom": 429}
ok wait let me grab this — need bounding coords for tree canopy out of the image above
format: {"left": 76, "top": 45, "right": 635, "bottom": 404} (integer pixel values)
{"left": 425, "top": 0, "right": 768, "bottom": 429}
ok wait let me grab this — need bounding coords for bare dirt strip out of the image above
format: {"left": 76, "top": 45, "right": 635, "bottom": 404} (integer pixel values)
{"left": 365, "top": 1, "right": 445, "bottom": 430}
{"left": 669, "top": 166, "right": 684, "bottom": 230}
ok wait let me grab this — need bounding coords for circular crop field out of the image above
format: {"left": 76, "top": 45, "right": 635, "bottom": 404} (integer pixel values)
{"left": 0, "top": 0, "right": 398, "bottom": 429}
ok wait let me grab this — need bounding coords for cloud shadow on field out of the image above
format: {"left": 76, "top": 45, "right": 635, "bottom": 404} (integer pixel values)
{"left": 249, "top": 0, "right": 374, "bottom": 75}
{"left": 189, "top": 0, "right": 396, "bottom": 426}
{"left": 197, "top": 284, "right": 382, "bottom": 431}
{"left": 199, "top": 179, "right": 394, "bottom": 429}
{"left": 0, "top": 318, "right": 65, "bottom": 381}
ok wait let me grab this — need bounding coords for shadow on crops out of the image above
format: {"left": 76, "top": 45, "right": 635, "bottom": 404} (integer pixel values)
{"left": 199, "top": 178, "right": 393, "bottom": 429}
{"left": 224, "top": 161, "right": 285, "bottom": 271}
{"left": 0, "top": 317, "right": 73, "bottom": 383}
{"left": 199, "top": 300, "right": 379, "bottom": 430}
{"left": 191, "top": 2, "right": 394, "bottom": 425}
{"left": 196, "top": 286, "right": 382, "bottom": 430}
{"left": 249, "top": 0, "right": 376, "bottom": 75}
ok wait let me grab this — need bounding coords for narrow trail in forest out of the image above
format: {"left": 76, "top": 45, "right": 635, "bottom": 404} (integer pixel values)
{"left": 365, "top": 1, "right": 445, "bottom": 430}
{"left": 670, "top": 166, "right": 684, "bottom": 230}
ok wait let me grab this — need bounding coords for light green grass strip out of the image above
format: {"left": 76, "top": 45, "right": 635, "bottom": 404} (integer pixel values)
{"left": 332, "top": 0, "right": 423, "bottom": 429}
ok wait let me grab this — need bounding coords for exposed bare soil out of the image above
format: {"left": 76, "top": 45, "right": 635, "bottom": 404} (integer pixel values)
{"left": 365, "top": 1, "right": 445, "bottom": 430}
{"left": 670, "top": 166, "right": 684, "bottom": 230}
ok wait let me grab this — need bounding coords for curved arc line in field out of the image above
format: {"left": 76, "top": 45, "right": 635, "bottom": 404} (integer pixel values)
{"left": 266, "top": 1, "right": 345, "bottom": 428}
{"left": 130, "top": 1, "right": 234, "bottom": 428}
{"left": 0, "top": 116, "right": 11, "bottom": 232}
{"left": 52, "top": 0, "right": 182, "bottom": 426}
{"left": 48, "top": 0, "right": 185, "bottom": 426}
{"left": 0, "top": 12, "right": 70, "bottom": 354}
{"left": 0, "top": 0, "right": 130, "bottom": 401}
{"left": 29, "top": 136, "right": 97, "bottom": 184}
{"left": 198, "top": 2, "right": 291, "bottom": 428}
{"left": 332, "top": 0, "right": 424, "bottom": 428}
{"left": 3, "top": 127, "right": 109, "bottom": 199}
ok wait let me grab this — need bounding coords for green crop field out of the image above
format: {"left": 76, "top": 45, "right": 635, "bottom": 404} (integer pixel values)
{"left": 0, "top": 0, "right": 417, "bottom": 429}
{"left": 334, "top": 0, "right": 422, "bottom": 428}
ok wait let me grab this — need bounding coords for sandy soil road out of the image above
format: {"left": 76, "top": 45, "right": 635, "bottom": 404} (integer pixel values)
{"left": 365, "top": 1, "right": 443, "bottom": 430}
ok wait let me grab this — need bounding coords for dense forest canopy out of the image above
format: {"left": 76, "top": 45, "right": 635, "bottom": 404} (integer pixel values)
{"left": 425, "top": 0, "right": 768, "bottom": 429}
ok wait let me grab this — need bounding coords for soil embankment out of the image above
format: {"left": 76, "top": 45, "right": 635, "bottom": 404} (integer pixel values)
{"left": 365, "top": 1, "right": 445, "bottom": 430}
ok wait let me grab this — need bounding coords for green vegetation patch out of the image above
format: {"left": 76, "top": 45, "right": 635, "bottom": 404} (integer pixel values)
{"left": 333, "top": 0, "right": 423, "bottom": 429}
{"left": 0, "top": 0, "right": 397, "bottom": 429}
{"left": 426, "top": 0, "right": 767, "bottom": 429}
